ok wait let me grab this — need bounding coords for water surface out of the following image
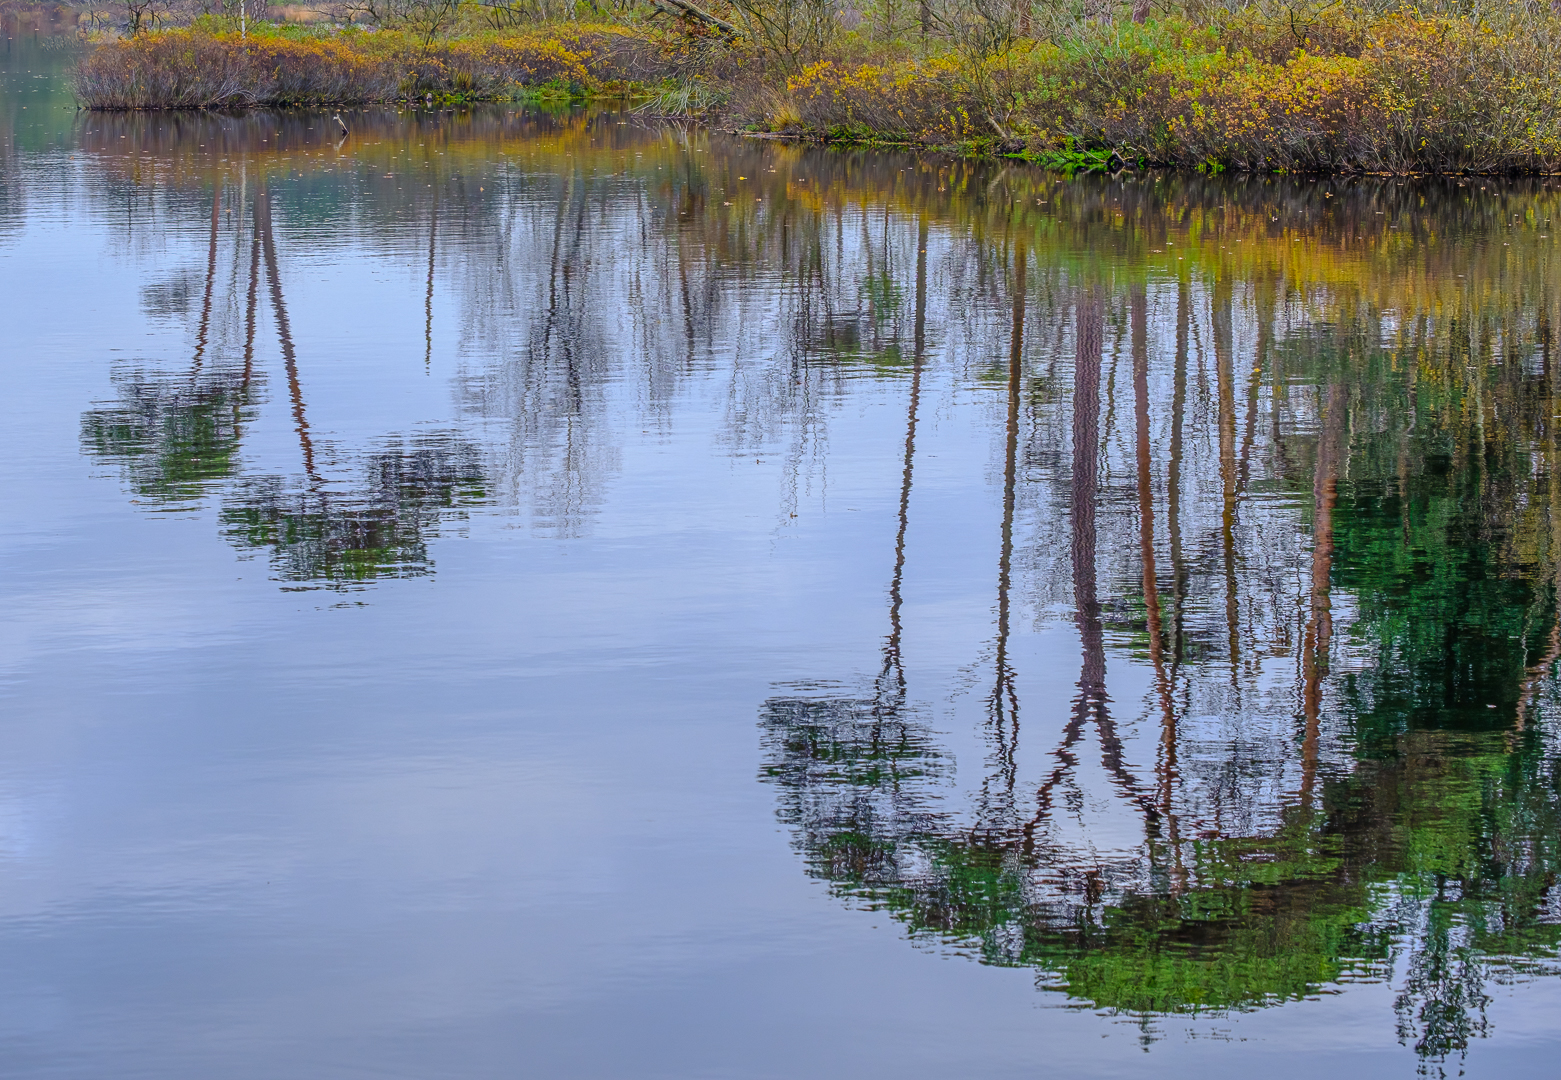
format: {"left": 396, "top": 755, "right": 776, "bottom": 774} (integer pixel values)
{"left": 4, "top": 29, "right": 1561, "bottom": 1079}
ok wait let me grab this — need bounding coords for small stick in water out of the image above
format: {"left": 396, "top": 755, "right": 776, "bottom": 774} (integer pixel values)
{"left": 334, "top": 114, "right": 348, "bottom": 136}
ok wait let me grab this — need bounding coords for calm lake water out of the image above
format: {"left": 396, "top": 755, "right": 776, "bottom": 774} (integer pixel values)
{"left": 5, "top": 26, "right": 1561, "bottom": 1080}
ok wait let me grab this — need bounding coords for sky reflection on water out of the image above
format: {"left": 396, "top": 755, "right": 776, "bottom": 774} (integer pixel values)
{"left": 4, "top": 31, "right": 1561, "bottom": 1078}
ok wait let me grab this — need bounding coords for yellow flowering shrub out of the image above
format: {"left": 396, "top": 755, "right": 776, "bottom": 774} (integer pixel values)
{"left": 1021, "top": 14, "right": 1561, "bottom": 171}
{"left": 786, "top": 56, "right": 982, "bottom": 142}
{"left": 73, "top": 25, "right": 668, "bottom": 108}
{"left": 1359, "top": 14, "right": 1561, "bottom": 172}
{"left": 1127, "top": 51, "right": 1374, "bottom": 171}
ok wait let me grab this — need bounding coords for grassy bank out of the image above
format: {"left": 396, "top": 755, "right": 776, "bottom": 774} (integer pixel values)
{"left": 71, "top": 0, "right": 1561, "bottom": 174}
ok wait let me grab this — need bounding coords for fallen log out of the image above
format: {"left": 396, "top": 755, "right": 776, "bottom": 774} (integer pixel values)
{"left": 649, "top": 0, "right": 739, "bottom": 38}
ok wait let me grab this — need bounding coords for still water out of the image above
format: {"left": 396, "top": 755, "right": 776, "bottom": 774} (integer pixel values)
{"left": 5, "top": 29, "right": 1561, "bottom": 1080}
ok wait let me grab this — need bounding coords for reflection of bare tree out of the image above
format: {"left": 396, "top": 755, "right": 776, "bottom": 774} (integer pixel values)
{"left": 1394, "top": 908, "right": 1493, "bottom": 1074}
{"left": 1213, "top": 275, "right": 1240, "bottom": 680}
{"left": 1133, "top": 285, "right": 1181, "bottom": 883}
{"left": 752, "top": 197, "right": 1561, "bottom": 1068}
{"left": 759, "top": 693, "right": 950, "bottom": 897}
{"left": 1300, "top": 384, "right": 1342, "bottom": 808}
{"left": 257, "top": 187, "right": 317, "bottom": 483}
{"left": 59, "top": 114, "right": 1561, "bottom": 1070}
{"left": 1069, "top": 291, "right": 1150, "bottom": 813}
{"left": 81, "top": 185, "right": 253, "bottom": 507}
{"left": 456, "top": 165, "right": 619, "bottom": 538}
{"left": 879, "top": 214, "right": 929, "bottom": 706}
{"left": 192, "top": 187, "right": 219, "bottom": 374}
{"left": 219, "top": 437, "right": 486, "bottom": 585}
{"left": 1168, "top": 281, "right": 1190, "bottom": 666}
{"left": 980, "top": 237, "right": 1024, "bottom": 823}
{"left": 425, "top": 190, "right": 438, "bottom": 371}
{"left": 84, "top": 183, "right": 490, "bottom": 588}
{"left": 80, "top": 369, "right": 250, "bottom": 506}
{"left": 65, "top": 125, "right": 1561, "bottom": 1049}
{"left": 242, "top": 184, "right": 261, "bottom": 393}
{"left": 758, "top": 267, "right": 1561, "bottom": 1066}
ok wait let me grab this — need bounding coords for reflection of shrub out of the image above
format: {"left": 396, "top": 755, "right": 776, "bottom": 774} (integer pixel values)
{"left": 73, "top": 24, "right": 667, "bottom": 107}
{"left": 636, "top": 77, "right": 730, "bottom": 117}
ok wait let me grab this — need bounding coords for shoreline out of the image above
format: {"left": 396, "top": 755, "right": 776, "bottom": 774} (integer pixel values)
{"left": 68, "top": 14, "right": 1561, "bottom": 176}
{"left": 66, "top": 100, "right": 1561, "bottom": 178}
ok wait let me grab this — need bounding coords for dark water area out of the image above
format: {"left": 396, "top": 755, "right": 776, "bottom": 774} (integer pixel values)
{"left": 6, "top": 30, "right": 1561, "bottom": 1080}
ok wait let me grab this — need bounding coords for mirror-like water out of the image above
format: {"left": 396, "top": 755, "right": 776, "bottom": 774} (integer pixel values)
{"left": 5, "top": 28, "right": 1561, "bottom": 1079}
